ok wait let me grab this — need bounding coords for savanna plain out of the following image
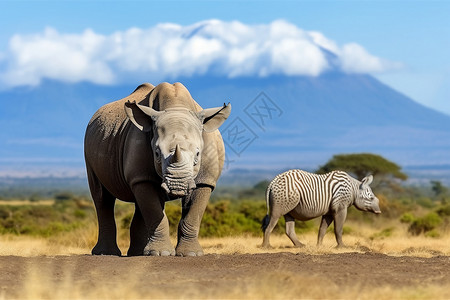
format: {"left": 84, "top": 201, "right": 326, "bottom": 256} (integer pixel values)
{"left": 0, "top": 182, "right": 449, "bottom": 299}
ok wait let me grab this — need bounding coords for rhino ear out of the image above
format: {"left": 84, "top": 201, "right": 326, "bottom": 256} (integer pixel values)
{"left": 124, "top": 101, "right": 163, "bottom": 132}
{"left": 199, "top": 102, "right": 231, "bottom": 133}
{"left": 360, "top": 175, "right": 373, "bottom": 189}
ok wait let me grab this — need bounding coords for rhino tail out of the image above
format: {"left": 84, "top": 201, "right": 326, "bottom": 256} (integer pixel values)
{"left": 261, "top": 214, "right": 270, "bottom": 233}
{"left": 261, "top": 180, "right": 273, "bottom": 232}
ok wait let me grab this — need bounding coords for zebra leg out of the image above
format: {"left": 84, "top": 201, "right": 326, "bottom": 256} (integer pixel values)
{"left": 317, "top": 215, "right": 333, "bottom": 246}
{"left": 262, "top": 214, "right": 280, "bottom": 248}
{"left": 333, "top": 209, "right": 348, "bottom": 248}
{"left": 284, "top": 215, "right": 304, "bottom": 247}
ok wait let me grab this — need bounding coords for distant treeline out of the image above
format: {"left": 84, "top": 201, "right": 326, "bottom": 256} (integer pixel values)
{"left": 0, "top": 177, "right": 89, "bottom": 199}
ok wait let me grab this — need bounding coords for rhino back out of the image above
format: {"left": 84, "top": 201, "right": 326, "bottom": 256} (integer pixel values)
{"left": 84, "top": 83, "right": 155, "bottom": 200}
{"left": 84, "top": 82, "right": 226, "bottom": 197}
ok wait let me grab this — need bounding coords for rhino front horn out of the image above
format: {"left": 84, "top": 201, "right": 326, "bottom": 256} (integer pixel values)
{"left": 170, "top": 144, "right": 182, "bottom": 164}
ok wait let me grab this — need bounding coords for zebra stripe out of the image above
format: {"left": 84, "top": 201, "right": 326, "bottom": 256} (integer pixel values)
{"left": 266, "top": 169, "right": 358, "bottom": 218}
{"left": 262, "top": 169, "right": 380, "bottom": 248}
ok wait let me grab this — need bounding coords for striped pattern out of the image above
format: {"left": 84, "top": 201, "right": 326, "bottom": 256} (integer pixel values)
{"left": 266, "top": 170, "right": 355, "bottom": 219}
{"left": 262, "top": 169, "right": 379, "bottom": 248}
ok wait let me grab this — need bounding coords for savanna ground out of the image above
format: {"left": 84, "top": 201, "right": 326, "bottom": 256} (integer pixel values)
{"left": 0, "top": 192, "right": 450, "bottom": 299}
{"left": 1, "top": 234, "right": 450, "bottom": 299}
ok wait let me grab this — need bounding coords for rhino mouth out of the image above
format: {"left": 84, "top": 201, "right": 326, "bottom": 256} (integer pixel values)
{"left": 161, "top": 178, "right": 196, "bottom": 198}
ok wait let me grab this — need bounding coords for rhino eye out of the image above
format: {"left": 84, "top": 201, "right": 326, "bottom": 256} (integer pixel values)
{"left": 194, "top": 150, "right": 200, "bottom": 165}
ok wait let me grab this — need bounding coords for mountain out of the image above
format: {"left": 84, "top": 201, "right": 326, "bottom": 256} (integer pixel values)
{"left": 1, "top": 73, "right": 450, "bottom": 178}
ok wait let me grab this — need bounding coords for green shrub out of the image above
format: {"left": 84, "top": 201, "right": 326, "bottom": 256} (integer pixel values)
{"left": 54, "top": 192, "right": 75, "bottom": 201}
{"left": 325, "top": 225, "right": 353, "bottom": 235}
{"left": 165, "top": 201, "right": 182, "bottom": 233}
{"left": 400, "top": 212, "right": 415, "bottom": 223}
{"left": 425, "top": 229, "right": 440, "bottom": 238}
{"left": 416, "top": 197, "right": 435, "bottom": 209}
{"left": 0, "top": 200, "right": 94, "bottom": 236}
{"left": 436, "top": 204, "right": 450, "bottom": 217}
{"left": 198, "top": 200, "right": 267, "bottom": 237}
{"left": 296, "top": 220, "right": 316, "bottom": 234}
{"left": 408, "top": 212, "right": 442, "bottom": 236}
{"left": 74, "top": 209, "right": 87, "bottom": 219}
{"left": 370, "top": 227, "right": 394, "bottom": 240}
{"left": 0, "top": 207, "right": 10, "bottom": 219}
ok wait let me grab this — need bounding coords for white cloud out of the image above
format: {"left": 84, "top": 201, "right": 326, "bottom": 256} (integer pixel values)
{"left": 339, "top": 43, "right": 402, "bottom": 74}
{"left": 0, "top": 20, "right": 400, "bottom": 88}
{"left": 0, "top": 27, "right": 114, "bottom": 87}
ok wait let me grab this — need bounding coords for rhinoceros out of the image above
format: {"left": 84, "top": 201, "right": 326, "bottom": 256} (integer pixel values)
{"left": 84, "top": 82, "right": 231, "bottom": 256}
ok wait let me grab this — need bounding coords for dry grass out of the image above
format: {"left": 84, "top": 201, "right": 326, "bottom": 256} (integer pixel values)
{"left": 201, "top": 217, "right": 450, "bottom": 257}
{"left": 1, "top": 226, "right": 449, "bottom": 300}
{"left": 201, "top": 232, "right": 450, "bottom": 257}
{"left": 1, "top": 220, "right": 450, "bottom": 257}
{"left": 0, "top": 235, "right": 87, "bottom": 256}
{"left": 6, "top": 261, "right": 450, "bottom": 300}
{"left": 0, "top": 199, "right": 54, "bottom": 206}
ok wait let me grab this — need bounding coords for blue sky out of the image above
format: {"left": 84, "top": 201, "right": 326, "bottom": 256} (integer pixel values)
{"left": 1, "top": 0, "right": 449, "bottom": 114}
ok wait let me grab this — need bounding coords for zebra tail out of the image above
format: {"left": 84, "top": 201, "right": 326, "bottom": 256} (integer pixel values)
{"left": 265, "top": 180, "right": 272, "bottom": 215}
{"left": 261, "top": 181, "right": 272, "bottom": 232}
{"left": 261, "top": 214, "right": 270, "bottom": 232}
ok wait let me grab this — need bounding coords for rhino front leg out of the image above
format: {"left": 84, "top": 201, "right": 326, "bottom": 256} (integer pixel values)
{"left": 132, "top": 182, "right": 175, "bottom": 256}
{"left": 333, "top": 209, "right": 348, "bottom": 248}
{"left": 317, "top": 214, "right": 333, "bottom": 246}
{"left": 143, "top": 212, "right": 174, "bottom": 256}
{"left": 176, "top": 186, "right": 211, "bottom": 256}
{"left": 127, "top": 204, "right": 148, "bottom": 256}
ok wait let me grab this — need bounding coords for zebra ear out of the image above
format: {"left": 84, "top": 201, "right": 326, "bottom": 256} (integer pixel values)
{"left": 360, "top": 175, "right": 373, "bottom": 188}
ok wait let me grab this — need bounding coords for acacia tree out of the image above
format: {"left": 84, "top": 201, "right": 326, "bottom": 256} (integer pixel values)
{"left": 316, "top": 153, "right": 407, "bottom": 185}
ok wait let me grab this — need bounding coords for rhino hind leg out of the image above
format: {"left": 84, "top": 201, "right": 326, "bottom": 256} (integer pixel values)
{"left": 261, "top": 212, "right": 281, "bottom": 248}
{"left": 317, "top": 214, "right": 333, "bottom": 246}
{"left": 284, "top": 215, "right": 304, "bottom": 247}
{"left": 88, "top": 169, "right": 122, "bottom": 256}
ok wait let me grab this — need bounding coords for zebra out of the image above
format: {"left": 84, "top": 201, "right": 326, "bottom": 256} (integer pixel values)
{"left": 261, "top": 169, "right": 381, "bottom": 248}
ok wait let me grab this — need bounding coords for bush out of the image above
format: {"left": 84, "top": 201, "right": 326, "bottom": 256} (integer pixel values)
{"left": 165, "top": 201, "right": 182, "bottom": 233}
{"left": 400, "top": 212, "right": 415, "bottom": 223}
{"left": 370, "top": 227, "right": 395, "bottom": 240}
{"left": 425, "top": 229, "right": 440, "bottom": 238}
{"left": 74, "top": 209, "right": 87, "bottom": 219}
{"left": 0, "top": 201, "right": 94, "bottom": 236}
{"left": 416, "top": 197, "right": 435, "bottom": 209}
{"left": 377, "top": 194, "right": 410, "bottom": 218}
{"left": 201, "top": 200, "right": 261, "bottom": 237}
{"left": 54, "top": 192, "right": 75, "bottom": 201}
{"left": 408, "top": 212, "right": 442, "bottom": 236}
{"left": 436, "top": 204, "right": 450, "bottom": 217}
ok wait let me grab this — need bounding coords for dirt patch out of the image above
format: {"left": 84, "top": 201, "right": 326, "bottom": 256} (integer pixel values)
{"left": 1, "top": 252, "right": 449, "bottom": 299}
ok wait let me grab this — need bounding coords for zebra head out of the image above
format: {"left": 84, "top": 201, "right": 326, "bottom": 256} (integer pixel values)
{"left": 354, "top": 175, "right": 381, "bottom": 214}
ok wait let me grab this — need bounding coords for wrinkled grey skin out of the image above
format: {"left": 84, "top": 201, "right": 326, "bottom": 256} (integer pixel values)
{"left": 84, "top": 82, "right": 231, "bottom": 256}
{"left": 261, "top": 170, "right": 381, "bottom": 248}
